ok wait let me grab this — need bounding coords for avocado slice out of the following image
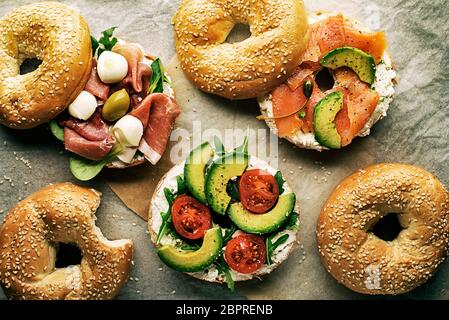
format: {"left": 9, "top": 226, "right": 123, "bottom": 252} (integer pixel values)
{"left": 314, "top": 91, "right": 343, "bottom": 149}
{"left": 205, "top": 152, "right": 249, "bottom": 215}
{"left": 157, "top": 227, "right": 222, "bottom": 272}
{"left": 228, "top": 193, "right": 296, "bottom": 235}
{"left": 184, "top": 142, "right": 215, "bottom": 204}
{"left": 321, "top": 47, "right": 376, "bottom": 85}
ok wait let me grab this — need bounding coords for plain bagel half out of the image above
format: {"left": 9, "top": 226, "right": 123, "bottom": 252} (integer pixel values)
{"left": 316, "top": 163, "right": 449, "bottom": 295}
{"left": 173, "top": 0, "right": 309, "bottom": 100}
{"left": 0, "top": 2, "right": 92, "bottom": 129}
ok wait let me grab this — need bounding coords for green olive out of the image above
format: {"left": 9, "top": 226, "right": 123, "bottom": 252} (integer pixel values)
{"left": 102, "top": 89, "right": 130, "bottom": 122}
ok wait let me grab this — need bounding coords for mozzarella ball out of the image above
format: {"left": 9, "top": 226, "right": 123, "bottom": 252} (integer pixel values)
{"left": 112, "top": 115, "right": 143, "bottom": 147}
{"left": 68, "top": 91, "right": 98, "bottom": 120}
{"left": 97, "top": 51, "right": 129, "bottom": 84}
{"left": 117, "top": 147, "right": 138, "bottom": 164}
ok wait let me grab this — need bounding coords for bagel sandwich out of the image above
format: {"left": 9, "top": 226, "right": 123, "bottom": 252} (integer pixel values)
{"left": 258, "top": 12, "right": 397, "bottom": 151}
{"left": 48, "top": 27, "right": 180, "bottom": 180}
{"left": 147, "top": 138, "right": 300, "bottom": 288}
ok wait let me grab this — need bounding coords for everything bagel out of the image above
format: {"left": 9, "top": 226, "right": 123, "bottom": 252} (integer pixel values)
{"left": 0, "top": 2, "right": 92, "bottom": 129}
{"left": 316, "top": 164, "right": 449, "bottom": 295}
{"left": 0, "top": 183, "right": 133, "bottom": 300}
{"left": 173, "top": 0, "right": 308, "bottom": 100}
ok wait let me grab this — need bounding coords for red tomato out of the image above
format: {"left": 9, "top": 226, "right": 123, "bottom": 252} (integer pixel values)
{"left": 238, "top": 169, "right": 279, "bottom": 214}
{"left": 224, "top": 234, "right": 266, "bottom": 274}
{"left": 171, "top": 195, "right": 211, "bottom": 240}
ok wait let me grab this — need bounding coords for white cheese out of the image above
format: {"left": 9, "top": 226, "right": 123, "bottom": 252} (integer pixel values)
{"left": 97, "top": 51, "right": 129, "bottom": 84}
{"left": 112, "top": 115, "right": 143, "bottom": 147}
{"left": 68, "top": 91, "right": 98, "bottom": 121}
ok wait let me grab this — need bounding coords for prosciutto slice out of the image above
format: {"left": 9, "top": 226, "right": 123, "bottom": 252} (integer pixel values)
{"left": 85, "top": 59, "right": 110, "bottom": 101}
{"left": 60, "top": 109, "right": 109, "bottom": 141}
{"left": 112, "top": 43, "right": 151, "bottom": 93}
{"left": 61, "top": 109, "right": 115, "bottom": 161}
{"left": 129, "top": 93, "right": 180, "bottom": 164}
{"left": 64, "top": 128, "right": 116, "bottom": 161}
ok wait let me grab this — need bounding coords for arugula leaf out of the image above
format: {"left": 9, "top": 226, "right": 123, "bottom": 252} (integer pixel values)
{"left": 69, "top": 144, "right": 123, "bottom": 181}
{"left": 149, "top": 58, "right": 166, "bottom": 94}
{"left": 90, "top": 36, "right": 99, "bottom": 57}
{"left": 266, "top": 234, "right": 289, "bottom": 265}
{"left": 176, "top": 176, "right": 186, "bottom": 195}
{"left": 286, "top": 211, "right": 299, "bottom": 230}
{"left": 157, "top": 187, "right": 176, "bottom": 244}
{"left": 49, "top": 120, "right": 64, "bottom": 141}
{"left": 226, "top": 179, "right": 240, "bottom": 201}
{"left": 157, "top": 211, "right": 172, "bottom": 244}
{"left": 213, "top": 136, "right": 225, "bottom": 155}
{"left": 222, "top": 225, "right": 237, "bottom": 244}
{"left": 163, "top": 187, "right": 176, "bottom": 206}
{"left": 215, "top": 255, "right": 234, "bottom": 292}
{"left": 274, "top": 171, "right": 285, "bottom": 195}
{"left": 234, "top": 136, "right": 248, "bottom": 155}
{"left": 91, "top": 27, "right": 118, "bottom": 57}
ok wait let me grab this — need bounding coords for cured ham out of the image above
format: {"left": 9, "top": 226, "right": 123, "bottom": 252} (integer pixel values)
{"left": 60, "top": 109, "right": 109, "bottom": 141}
{"left": 112, "top": 43, "right": 152, "bottom": 93}
{"left": 61, "top": 108, "right": 115, "bottom": 161}
{"left": 85, "top": 59, "right": 110, "bottom": 101}
{"left": 129, "top": 93, "right": 181, "bottom": 164}
{"left": 63, "top": 128, "right": 115, "bottom": 161}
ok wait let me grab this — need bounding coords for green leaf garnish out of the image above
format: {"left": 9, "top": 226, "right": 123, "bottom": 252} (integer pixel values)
{"left": 91, "top": 27, "right": 118, "bottom": 57}
{"left": 274, "top": 171, "right": 285, "bottom": 195}
{"left": 213, "top": 136, "right": 225, "bottom": 155}
{"left": 298, "top": 111, "right": 306, "bottom": 119}
{"left": 90, "top": 36, "right": 99, "bottom": 57}
{"left": 234, "top": 136, "right": 248, "bottom": 155}
{"left": 222, "top": 225, "right": 237, "bottom": 244}
{"left": 49, "top": 120, "right": 64, "bottom": 141}
{"left": 176, "top": 175, "right": 186, "bottom": 195}
{"left": 69, "top": 144, "right": 123, "bottom": 181}
{"left": 149, "top": 58, "right": 168, "bottom": 94}
{"left": 286, "top": 212, "right": 299, "bottom": 230}
{"left": 215, "top": 255, "right": 234, "bottom": 292}
{"left": 266, "top": 234, "right": 289, "bottom": 265}
{"left": 226, "top": 178, "right": 240, "bottom": 201}
{"left": 157, "top": 187, "right": 176, "bottom": 244}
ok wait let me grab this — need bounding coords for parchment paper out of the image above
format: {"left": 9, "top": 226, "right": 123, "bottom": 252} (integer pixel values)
{"left": 0, "top": 0, "right": 448, "bottom": 300}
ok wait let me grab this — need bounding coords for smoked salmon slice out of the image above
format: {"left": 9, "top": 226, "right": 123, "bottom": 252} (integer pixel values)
{"left": 302, "top": 14, "right": 387, "bottom": 64}
{"left": 272, "top": 84, "right": 307, "bottom": 138}
{"left": 334, "top": 69, "right": 380, "bottom": 146}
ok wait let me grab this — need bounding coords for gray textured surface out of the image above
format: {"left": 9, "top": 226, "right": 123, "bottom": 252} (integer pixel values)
{"left": 0, "top": 0, "right": 448, "bottom": 300}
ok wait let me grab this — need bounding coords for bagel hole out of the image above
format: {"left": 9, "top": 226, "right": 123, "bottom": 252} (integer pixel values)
{"left": 20, "top": 58, "right": 42, "bottom": 75}
{"left": 55, "top": 243, "right": 82, "bottom": 268}
{"left": 370, "top": 213, "right": 404, "bottom": 242}
{"left": 315, "top": 68, "right": 335, "bottom": 92}
{"left": 225, "top": 23, "right": 251, "bottom": 44}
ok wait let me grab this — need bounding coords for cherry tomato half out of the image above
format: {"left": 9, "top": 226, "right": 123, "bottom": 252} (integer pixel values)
{"left": 171, "top": 195, "right": 211, "bottom": 240}
{"left": 238, "top": 169, "right": 279, "bottom": 214}
{"left": 224, "top": 234, "right": 266, "bottom": 274}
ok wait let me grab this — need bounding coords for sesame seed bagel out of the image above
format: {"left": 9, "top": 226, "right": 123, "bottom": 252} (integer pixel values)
{"left": 316, "top": 164, "right": 449, "bottom": 295}
{"left": 173, "top": 0, "right": 308, "bottom": 100}
{"left": 0, "top": 2, "right": 92, "bottom": 129}
{"left": 0, "top": 183, "right": 133, "bottom": 300}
